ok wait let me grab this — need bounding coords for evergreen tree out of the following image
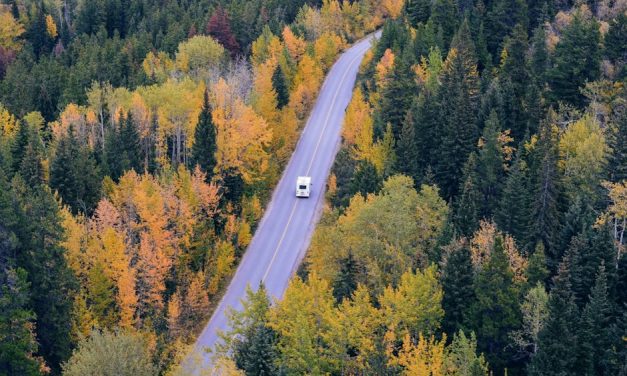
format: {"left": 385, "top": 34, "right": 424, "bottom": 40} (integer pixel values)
{"left": 608, "top": 107, "right": 627, "bottom": 182}
{"left": 104, "top": 118, "right": 125, "bottom": 180}
{"left": 484, "top": 0, "right": 528, "bottom": 59}
{"left": 120, "top": 112, "right": 142, "bottom": 173}
{"left": 0, "top": 268, "right": 40, "bottom": 376}
{"left": 87, "top": 263, "right": 119, "bottom": 329}
{"left": 50, "top": 126, "right": 101, "bottom": 214}
{"left": 430, "top": 0, "right": 460, "bottom": 49}
{"left": 19, "top": 140, "right": 45, "bottom": 189}
{"left": 191, "top": 90, "right": 217, "bottom": 179}
{"left": 603, "top": 13, "right": 627, "bottom": 67}
{"left": 529, "top": 120, "right": 562, "bottom": 272}
{"left": 528, "top": 258, "right": 580, "bottom": 375}
{"left": 476, "top": 111, "right": 504, "bottom": 218}
{"left": 500, "top": 24, "right": 530, "bottom": 142}
{"left": 526, "top": 243, "right": 550, "bottom": 288}
{"left": 548, "top": 10, "right": 601, "bottom": 108}
{"left": 436, "top": 19, "right": 480, "bottom": 199}
{"left": 349, "top": 160, "right": 382, "bottom": 198}
{"left": 406, "top": 0, "right": 431, "bottom": 26}
{"left": 409, "top": 88, "right": 441, "bottom": 179}
{"left": 396, "top": 115, "right": 418, "bottom": 181}
{"left": 10, "top": 120, "right": 30, "bottom": 176}
{"left": 441, "top": 243, "right": 475, "bottom": 336}
{"left": 529, "top": 25, "right": 550, "bottom": 87}
{"left": 272, "top": 65, "right": 289, "bottom": 110}
{"left": 332, "top": 251, "right": 362, "bottom": 303}
{"left": 454, "top": 153, "right": 481, "bottom": 238}
{"left": 496, "top": 150, "right": 532, "bottom": 248}
{"left": 577, "top": 264, "right": 620, "bottom": 375}
{"left": 375, "top": 52, "right": 417, "bottom": 139}
{"left": 14, "top": 185, "right": 76, "bottom": 373}
{"left": 468, "top": 236, "right": 521, "bottom": 372}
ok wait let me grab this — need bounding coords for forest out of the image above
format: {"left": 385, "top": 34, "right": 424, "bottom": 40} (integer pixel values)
{"left": 0, "top": 0, "right": 625, "bottom": 375}
{"left": 216, "top": 0, "right": 627, "bottom": 375}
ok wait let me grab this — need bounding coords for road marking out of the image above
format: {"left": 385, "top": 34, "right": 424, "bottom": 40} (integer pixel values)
{"left": 261, "top": 44, "right": 369, "bottom": 283}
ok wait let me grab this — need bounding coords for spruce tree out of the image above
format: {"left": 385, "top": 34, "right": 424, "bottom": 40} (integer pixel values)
{"left": 526, "top": 243, "right": 550, "bottom": 287}
{"left": 468, "top": 236, "right": 521, "bottom": 372}
{"left": 120, "top": 111, "right": 142, "bottom": 173}
{"left": 14, "top": 185, "right": 76, "bottom": 373}
{"left": 577, "top": 264, "right": 620, "bottom": 375}
{"left": 396, "top": 115, "right": 418, "bottom": 182}
{"left": 332, "top": 251, "right": 362, "bottom": 303}
{"left": 436, "top": 19, "right": 480, "bottom": 199}
{"left": 10, "top": 120, "right": 30, "bottom": 175}
{"left": 430, "top": 0, "right": 460, "bottom": 49}
{"left": 234, "top": 324, "right": 279, "bottom": 375}
{"left": 441, "top": 243, "right": 475, "bottom": 336}
{"left": 406, "top": 0, "right": 431, "bottom": 26}
{"left": 104, "top": 117, "right": 125, "bottom": 180}
{"left": 484, "top": 0, "right": 528, "bottom": 59}
{"left": 496, "top": 149, "right": 532, "bottom": 248}
{"left": 191, "top": 90, "right": 217, "bottom": 179}
{"left": 605, "top": 13, "right": 627, "bottom": 66}
{"left": 548, "top": 10, "right": 601, "bottom": 108}
{"left": 500, "top": 24, "right": 530, "bottom": 141}
{"left": 476, "top": 110, "right": 504, "bottom": 218}
{"left": 272, "top": 65, "right": 289, "bottom": 109}
{"left": 375, "top": 51, "right": 418, "bottom": 139}
{"left": 608, "top": 107, "right": 627, "bottom": 182}
{"left": 454, "top": 153, "right": 481, "bottom": 238}
{"left": 349, "top": 160, "right": 382, "bottom": 198}
{"left": 528, "top": 258, "right": 580, "bottom": 376}
{"left": 19, "top": 140, "right": 45, "bottom": 189}
{"left": 409, "top": 88, "right": 441, "bottom": 178}
{"left": 529, "top": 120, "right": 562, "bottom": 273}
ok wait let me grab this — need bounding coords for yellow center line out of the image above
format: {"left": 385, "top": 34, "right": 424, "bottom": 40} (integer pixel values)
{"left": 261, "top": 44, "right": 369, "bottom": 283}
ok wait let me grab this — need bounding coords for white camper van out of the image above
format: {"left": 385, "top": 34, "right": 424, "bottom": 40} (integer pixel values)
{"left": 296, "top": 176, "right": 311, "bottom": 198}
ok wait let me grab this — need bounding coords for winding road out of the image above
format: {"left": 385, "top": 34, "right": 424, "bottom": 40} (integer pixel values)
{"left": 186, "top": 31, "right": 380, "bottom": 373}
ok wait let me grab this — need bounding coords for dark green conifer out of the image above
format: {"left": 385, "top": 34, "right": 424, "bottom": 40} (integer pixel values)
{"left": 191, "top": 90, "right": 217, "bottom": 179}
{"left": 272, "top": 64, "right": 289, "bottom": 109}
{"left": 441, "top": 243, "right": 475, "bottom": 336}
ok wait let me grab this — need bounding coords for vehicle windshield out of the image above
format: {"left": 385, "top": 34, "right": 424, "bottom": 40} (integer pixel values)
{"left": 299, "top": 185, "right": 307, "bottom": 190}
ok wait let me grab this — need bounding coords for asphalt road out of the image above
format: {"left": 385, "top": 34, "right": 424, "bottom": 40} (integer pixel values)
{"left": 186, "top": 32, "right": 379, "bottom": 373}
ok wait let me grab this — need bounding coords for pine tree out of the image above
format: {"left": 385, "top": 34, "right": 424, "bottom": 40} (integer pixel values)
{"left": 484, "top": 0, "right": 528, "bottom": 59}
{"left": 0, "top": 268, "right": 40, "bottom": 376}
{"left": 406, "top": 0, "right": 431, "bottom": 26}
{"left": 120, "top": 111, "right": 142, "bottom": 173}
{"left": 104, "top": 118, "right": 124, "bottom": 180}
{"left": 605, "top": 13, "right": 627, "bottom": 66}
{"left": 454, "top": 153, "right": 481, "bottom": 238}
{"left": 528, "top": 258, "right": 580, "bottom": 376}
{"left": 375, "top": 52, "right": 417, "bottom": 139}
{"left": 19, "top": 139, "right": 45, "bottom": 189}
{"left": 87, "top": 263, "right": 119, "bottom": 329}
{"left": 500, "top": 23, "right": 530, "bottom": 142}
{"left": 526, "top": 243, "right": 550, "bottom": 287}
{"left": 436, "top": 19, "right": 480, "bottom": 199}
{"left": 608, "top": 107, "right": 627, "bottom": 182}
{"left": 529, "top": 120, "right": 562, "bottom": 273}
{"left": 272, "top": 64, "right": 289, "bottom": 110}
{"left": 10, "top": 120, "right": 30, "bottom": 175}
{"left": 191, "top": 90, "right": 217, "bottom": 179}
{"left": 577, "top": 264, "right": 620, "bottom": 375}
{"left": 396, "top": 115, "right": 418, "bottom": 181}
{"left": 548, "top": 10, "right": 601, "bottom": 108}
{"left": 430, "top": 0, "right": 460, "bottom": 49}
{"left": 349, "top": 160, "right": 382, "bottom": 198}
{"left": 468, "top": 236, "right": 521, "bottom": 372}
{"left": 14, "top": 185, "right": 76, "bottom": 373}
{"left": 476, "top": 110, "right": 504, "bottom": 218}
{"left": 332, "top": 251, "right": 362, "bottom": 303}
{"left": 529, "top": 25, "right": 550, "bottom": 87}
{"left": 409, "top": 88, "right": 441, "bottom": 179}
{"left": 496, "top": 149, "right": 532, "bottom": 248}
{"left": 441, "top": 243, "right": 475, "bottom": 337}
{"left": 234, "top": 324, "right": 279, "bottom": 375}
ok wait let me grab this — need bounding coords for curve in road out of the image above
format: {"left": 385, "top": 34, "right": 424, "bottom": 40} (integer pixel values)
{"left": 187, "top": 31, "right": 379, "bottom": 373}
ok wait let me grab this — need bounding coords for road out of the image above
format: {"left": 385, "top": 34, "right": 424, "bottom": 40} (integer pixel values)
{"left": 186, "top": 32, "right": 379, "bottom": 373}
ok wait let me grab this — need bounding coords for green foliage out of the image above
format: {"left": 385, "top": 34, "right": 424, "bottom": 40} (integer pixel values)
{"left": 548, "top": 11, "right": 601, "bottom": 108}
{"left": 349, "top": 160, "right": 382, "bottom": 198}
{"left": 468, "top": 236, "right": 521, "bottom": 372}
{"left": 272, "top": 64, "right": 289, "bottom": 109}
{"left": 406, "top": 0, "right": 431, "bottom": 27}
{"left": 191, "top": 90, "right": 217, "bottom": 178}
{"left": 441, "top": 244, "right": 475, "bottom": 337}
{"left": 62, "top": 329, "right": 158, "bottom": 376}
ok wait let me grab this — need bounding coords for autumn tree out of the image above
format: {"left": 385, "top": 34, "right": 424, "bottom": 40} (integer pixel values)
{"left": 206, "top": 7, "right": 240, "bottom": 57}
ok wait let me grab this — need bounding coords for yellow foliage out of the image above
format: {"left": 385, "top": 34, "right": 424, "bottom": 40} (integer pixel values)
{"left": 45, "top": 14, "right": 57, "bottom": 38}
{"left": 376, "top": 49, "right": 395, "bottom": 87}
{"left": 391, "top": 334, "right": 446, "bottom": 376}
{"left": 142, "top": 51, "right": 175, "bottom": 82}
{"left": 314, "top": 32, "right": 345, "bottom": 70}
{"left": 252, "top": 58, "right": 280, "bottom": 128}
{"left": 0, "top": 106, "right": 18, "bottom": 138}
{"left": 175, "top": 35, "right": 226, "bottom": 75}
{"left": 237, "top": 221, "right": 252, "bottom": 248}
{"left": 282, "top": 26, "right": 307, "bottom": 62}
{"left": 380, "top": 0, "right": 406, "bottom": 19}
{"left": 598, "top": 180, "right": 627, "bottom": 257}
{"left": 471, "top": 221, "right": 528, "bottom": 282}
{"left": 343, "top": 87, "right": 373, "bottom": 147}
{"left": 211, "top": 78, "right": 272, "bottom": 183}
{"left": 0, "top": 9, "right": 24, "bottom": 51}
